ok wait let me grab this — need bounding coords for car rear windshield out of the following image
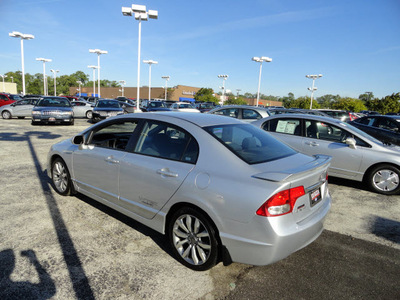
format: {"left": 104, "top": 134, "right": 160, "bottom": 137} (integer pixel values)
{"left": 37, "top": 98, "right": 71, "bottom": 107}
{"left": 204, "top": 124, "right": 297, "bottom": 164}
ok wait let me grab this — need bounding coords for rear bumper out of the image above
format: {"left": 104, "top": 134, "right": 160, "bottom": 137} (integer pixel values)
{"left": 220, "top": 192, "right": 331, "bottom": 266}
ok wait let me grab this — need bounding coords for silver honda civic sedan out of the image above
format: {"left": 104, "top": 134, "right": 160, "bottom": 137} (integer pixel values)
{"left": 47, "top": 113, "right": 331, "bottom": 270}
{"left": 253, "top": 114, "right": 400, "bottom": 195}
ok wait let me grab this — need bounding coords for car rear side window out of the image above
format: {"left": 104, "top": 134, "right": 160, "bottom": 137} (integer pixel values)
{"left": 264, "top": 119, "right": 301, "bottom": 136}
{"left": 242, "top": 109, "right": 261, "bottom": 120}
{"left": 204, "top": 124, "right": 296, "bottom": 164}
{"left": 134, "top": 121, "right": 199, "bottom": 163}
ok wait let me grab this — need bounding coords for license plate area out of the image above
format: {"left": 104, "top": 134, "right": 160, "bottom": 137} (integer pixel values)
{"left": 309, "top": 187, "right": 322, "bottom": 207}
{"left": 49, "top": 117, "right": 56, "bottom": 121}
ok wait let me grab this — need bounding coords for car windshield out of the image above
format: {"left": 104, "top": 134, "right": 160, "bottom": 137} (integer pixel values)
{"left": 37, "top": 98, "right": 71, "bottom": 107}
{"left": 96, "top": 100, "right": 121, "bottom": 108}
{"left": 179, "top": 103, "right": 194, "bottom": 109}
{"left": 149, "top": 102, "right": 166, "bottom": 108}
{"left": 9, "top": 94, "right": 23, "bottom": 100}
{"left": 204, "top": 124, "right": 297, "bottom": 164}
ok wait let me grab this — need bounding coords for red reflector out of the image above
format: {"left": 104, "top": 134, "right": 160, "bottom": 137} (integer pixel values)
{"left": 257, "top": 186, "right": 305, "bottom": 217}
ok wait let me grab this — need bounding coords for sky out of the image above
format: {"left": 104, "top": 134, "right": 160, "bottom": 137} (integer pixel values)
{"left": 1, "top": 0, "right": 400, "bottom": 99}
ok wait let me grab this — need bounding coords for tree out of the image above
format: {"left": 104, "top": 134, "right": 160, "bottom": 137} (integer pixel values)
{"left": 317, "top": 94, "right": 340, "bottom": 109}
{"left": 194, "top": 88, "right": 219, "bottom": 104}
{"left": 286, "top": 96, "right": 320, "bottom": 109}
{"left": 225, "top": 96, "right": 247, "bottom": 105}
{"left": 280, "top": 92, "right": 295, "bottom": 108}
{"left": 331, "top": 97, "right": 366, "bottom": 112}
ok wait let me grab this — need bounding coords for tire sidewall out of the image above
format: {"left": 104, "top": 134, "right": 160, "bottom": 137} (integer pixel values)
{"left": 168, "top": 207, "right": 219, "bottom": 271}
{"left": 2, "top": 111, "right": 11, "bottom": 119}
{"left": 367, "top": 164, "right": 400, "bottom": 195}
{"left": 51, "top": 158, "right": 71, "bottom": 196}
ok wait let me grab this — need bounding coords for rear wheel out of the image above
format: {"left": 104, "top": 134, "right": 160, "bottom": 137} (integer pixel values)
{"left": 51, "top": 158, "right": 72, "bottom": 196}
{"left": 366, "top": 164, "right": 400, "bottom": 195}
{"left": 85, "top": 110, "right": 93, "bottom": 119}
{"left": 168, "top": 207, "right": 219, "bottom": 271}
{"left": 2, "top": 111, "right": 11, "bottom": 119}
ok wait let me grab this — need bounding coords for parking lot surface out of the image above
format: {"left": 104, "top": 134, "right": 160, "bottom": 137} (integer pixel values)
{"left": 1, "top": 118, "right": 399, "bottom": 299}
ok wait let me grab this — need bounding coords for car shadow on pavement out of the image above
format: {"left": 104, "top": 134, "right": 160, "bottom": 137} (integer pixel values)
{"left": 328, "top": 176, "right": 370, "bottom": 192}
{"left": 370, "top": 215, "right": 400, "bottom": 244}
{"left": 75, "top": 193, "right": 172, "bottom": 256}
{"left": 0, "top": 131, "right": 62, "bottom": 142}
{"left": 0, "top": 249, "right": 56, "bottom": 299}
{"left": 21, "top": 132, "right": 95, "bottom": 300}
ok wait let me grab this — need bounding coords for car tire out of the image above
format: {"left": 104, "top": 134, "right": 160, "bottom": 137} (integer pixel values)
{"left": 2, "top": 110, "right": 12, "bottom": 119}
{"left": 366, "top": 164, "right": 400, "bottom": 195}
{"left": 86, "top": 110, "right": 93, "bottom": 119}
{"left": 31, "top": 121, "right": 39, "bottom": 125}
{"left": 168, "top": 207, "right": 219, "bottom": 271}
{"left": 51, "top": 157, "right": 72, "bottom": 196}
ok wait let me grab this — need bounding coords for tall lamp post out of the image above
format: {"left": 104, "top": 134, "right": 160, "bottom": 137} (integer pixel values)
{"left": 10, "top": 76, "right": 14, "bottom": 83}
{"left": 161, "top": 75, "right": 170, "bottom": 100}
{"left": 143, "top": 60, "right": 158, "bottom": 100}
{"left": 50, "top": 69, "right": 59, "bottom": 96}
{"left": 87, "top": 65, "right": 98, "bottom": 97}
{"left": 9, "top": 31, "right": 35, "bottom": 95}
{"left": 76, "top": 81, "right": 82, "bottom": 98}
{"left": 119, "top": 80, "right": 126, "bottom": 97}
{"left": 236, "top": 89, "right": 241, "bottom": 97}
{"left": 122, "top": 4, "right": 158, "bottom": 104}
{"left": 306, "top": 74, "right": 323, "bottom": 109}
{"left": 0, "top": 75, "right": 7, "bottom": 92}
{"left": 218, "top": 74, "right": 228, "bottom": 105}
{"left": 36, "top": 58, "right": 52, "bottom": 96}
{"left": 89, "top": 49, "right": 107, "bottom": 98}
{"left": 252, "top": 56, "right": 272, "bottom": 107}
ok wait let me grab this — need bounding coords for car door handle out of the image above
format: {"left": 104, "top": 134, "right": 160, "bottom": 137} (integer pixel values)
{"left": 104, "top": 156, "right": 120, "bottom": 164}
{"left": 305, "top": 141, "right": 319, "bottom": 146}
{"left": 157, "top": 168, "right": 178, "bottom": 178}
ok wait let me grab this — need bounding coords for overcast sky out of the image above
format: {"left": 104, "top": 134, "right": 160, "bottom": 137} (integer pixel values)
{"left": 1, "top": 0, "right": 400, "bottom": 98}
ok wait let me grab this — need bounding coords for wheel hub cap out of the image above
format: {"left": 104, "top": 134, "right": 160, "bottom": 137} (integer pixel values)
{"left": 373, "top": 169, "right": 399, "bottom": 192}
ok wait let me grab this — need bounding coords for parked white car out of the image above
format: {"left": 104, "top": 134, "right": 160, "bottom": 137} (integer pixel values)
{"left": 170, "top": 102, "right": 200, "bottom": 113}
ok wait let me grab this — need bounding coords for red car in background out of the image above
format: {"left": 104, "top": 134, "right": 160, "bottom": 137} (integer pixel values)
{"left": 0, "top": 93, "right": 23, "bottom": 107}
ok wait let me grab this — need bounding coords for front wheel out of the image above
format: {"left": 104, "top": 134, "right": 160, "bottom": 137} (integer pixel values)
{"left": 366, "top": 164, "right": 400, "bottom": 195}
{"left": 2, "top": 110, "right": 12, "bottom": 119}
{"left": 51, "top": 158, "right": 72, "bottom": 196}
{"left": 168, "top": 207, "right": 219, "bottom": 271}
{"left": 85, "top": 110, "right": 93, "bottom": 119}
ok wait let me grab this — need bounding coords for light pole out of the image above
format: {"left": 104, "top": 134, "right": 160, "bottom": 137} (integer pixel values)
{"left": 9, "top": 31, "right": 34, "bottom": 95}
{"left": 50, "top": 69, "right": 59, "bottom": 96}
{"left": 143, "top": 60, "right": 158, "bottom": 100}
{"left": 76, "top": 80, "right": 82, "bottom": 98}
{"left": 0, "top": 75, "right": 7, "bottom": 92}
{"left": 218, "top": 74, "right": 228, "bottom": 105}
{"left": 119, "top": 80, "right": 126, "bottom": 97}
{"left": 87, "top": 65, "right": 98, "bottom": 97}
{"left": 122, "top": 4, "right": 158, "bottom": 104}
{"left": 161, "top": 76, "right": 170, "bottom": 100}
{"left": 89, "top": 49, "right": 107, "bottom": 98}
{"left": 236, "top": 89, "right": 241, "bottom": 97}
{"left": 306, "top": 74, "right": 323, "bottom": 109}
{"left": 10, "top": 76, "right": 14, "bottom": 83}
{"left": 252, "top": 56, "right": 272, "bottom": 107}
{"left": 36, "top": 58, "right": 52, "bottom": 96}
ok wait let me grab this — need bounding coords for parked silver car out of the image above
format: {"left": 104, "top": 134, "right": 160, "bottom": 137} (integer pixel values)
{"left": 0, "top": 98, "right": 39, "bottom": 119}
{"left": 208, "top": 105, "right": 270, "bottom": 122}
{"left": 71, "top": 100, "right": 93, "bottom": 119}
{"left": 253, "top": 114, "right": 400, "bottom": 195}
{"left": 47, "top": 113, "right": 331, "bottom": 270}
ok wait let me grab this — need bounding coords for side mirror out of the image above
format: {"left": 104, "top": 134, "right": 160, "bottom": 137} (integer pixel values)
{"left": 73, "top": 135, "right": 84, "bottom": 145}
{"left": 345, "top": 137, "right": 357, "bottom": 149}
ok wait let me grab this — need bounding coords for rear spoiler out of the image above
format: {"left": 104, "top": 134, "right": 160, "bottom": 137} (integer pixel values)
{"left": 252, "top": 155, "right": 331, "bottom": 182}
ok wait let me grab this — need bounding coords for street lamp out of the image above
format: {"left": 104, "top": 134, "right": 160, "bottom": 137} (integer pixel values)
{"left": 236, "top": 89, "right": 241, "bottom": 97}
{"left": 9, "top": 31, "right": 35, "bottom": 95}
{"left": 161, "top": 75, "right": 170, "bottom": 100}
{"left": 89, "top": 49, "right": 108, "bottom": 98}
{"left": 50, "top": 69, "right": 59, "bottom": 96}
{"left": 252, "top": 56, "right": 272, "bottom": 107}
{"left": 10, "top": 76, "right": 14, "bottom": 83}
{"left": 306, "top": 74, "right": 323, "bottom": 109}
{"left": 36, "top": 58, "right": 52, "bottom": 96}
{"left": 76, "top": 80, "right": 82, "bottom": 98}
{"left": 218, "top": 74, "right": 228, "bottom": 105}
{"left": 122, "top": 4, "right": 158, "bottom": 104}
{"left": 87, "top": 65, "right": 98, "bottom": 97}
{"left": 0, "top": 75, "right": 7, "bottom": 92}
{"left": 143, "top": 60, "right": 158, "bottom": 100}
{"left": 119, "top": 80, "right": 126, "bottom": 97}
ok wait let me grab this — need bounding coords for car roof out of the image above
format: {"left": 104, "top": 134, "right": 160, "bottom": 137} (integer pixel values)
{"left": 257, "top": 113, "right": 345, "bottom": 125}
{"left": 112, "top": 112, "right": 245, "bottom": 127}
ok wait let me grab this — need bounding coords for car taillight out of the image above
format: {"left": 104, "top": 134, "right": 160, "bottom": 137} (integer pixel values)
{"left": 256, "top": 186, "right": 305, "bottom": 217}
